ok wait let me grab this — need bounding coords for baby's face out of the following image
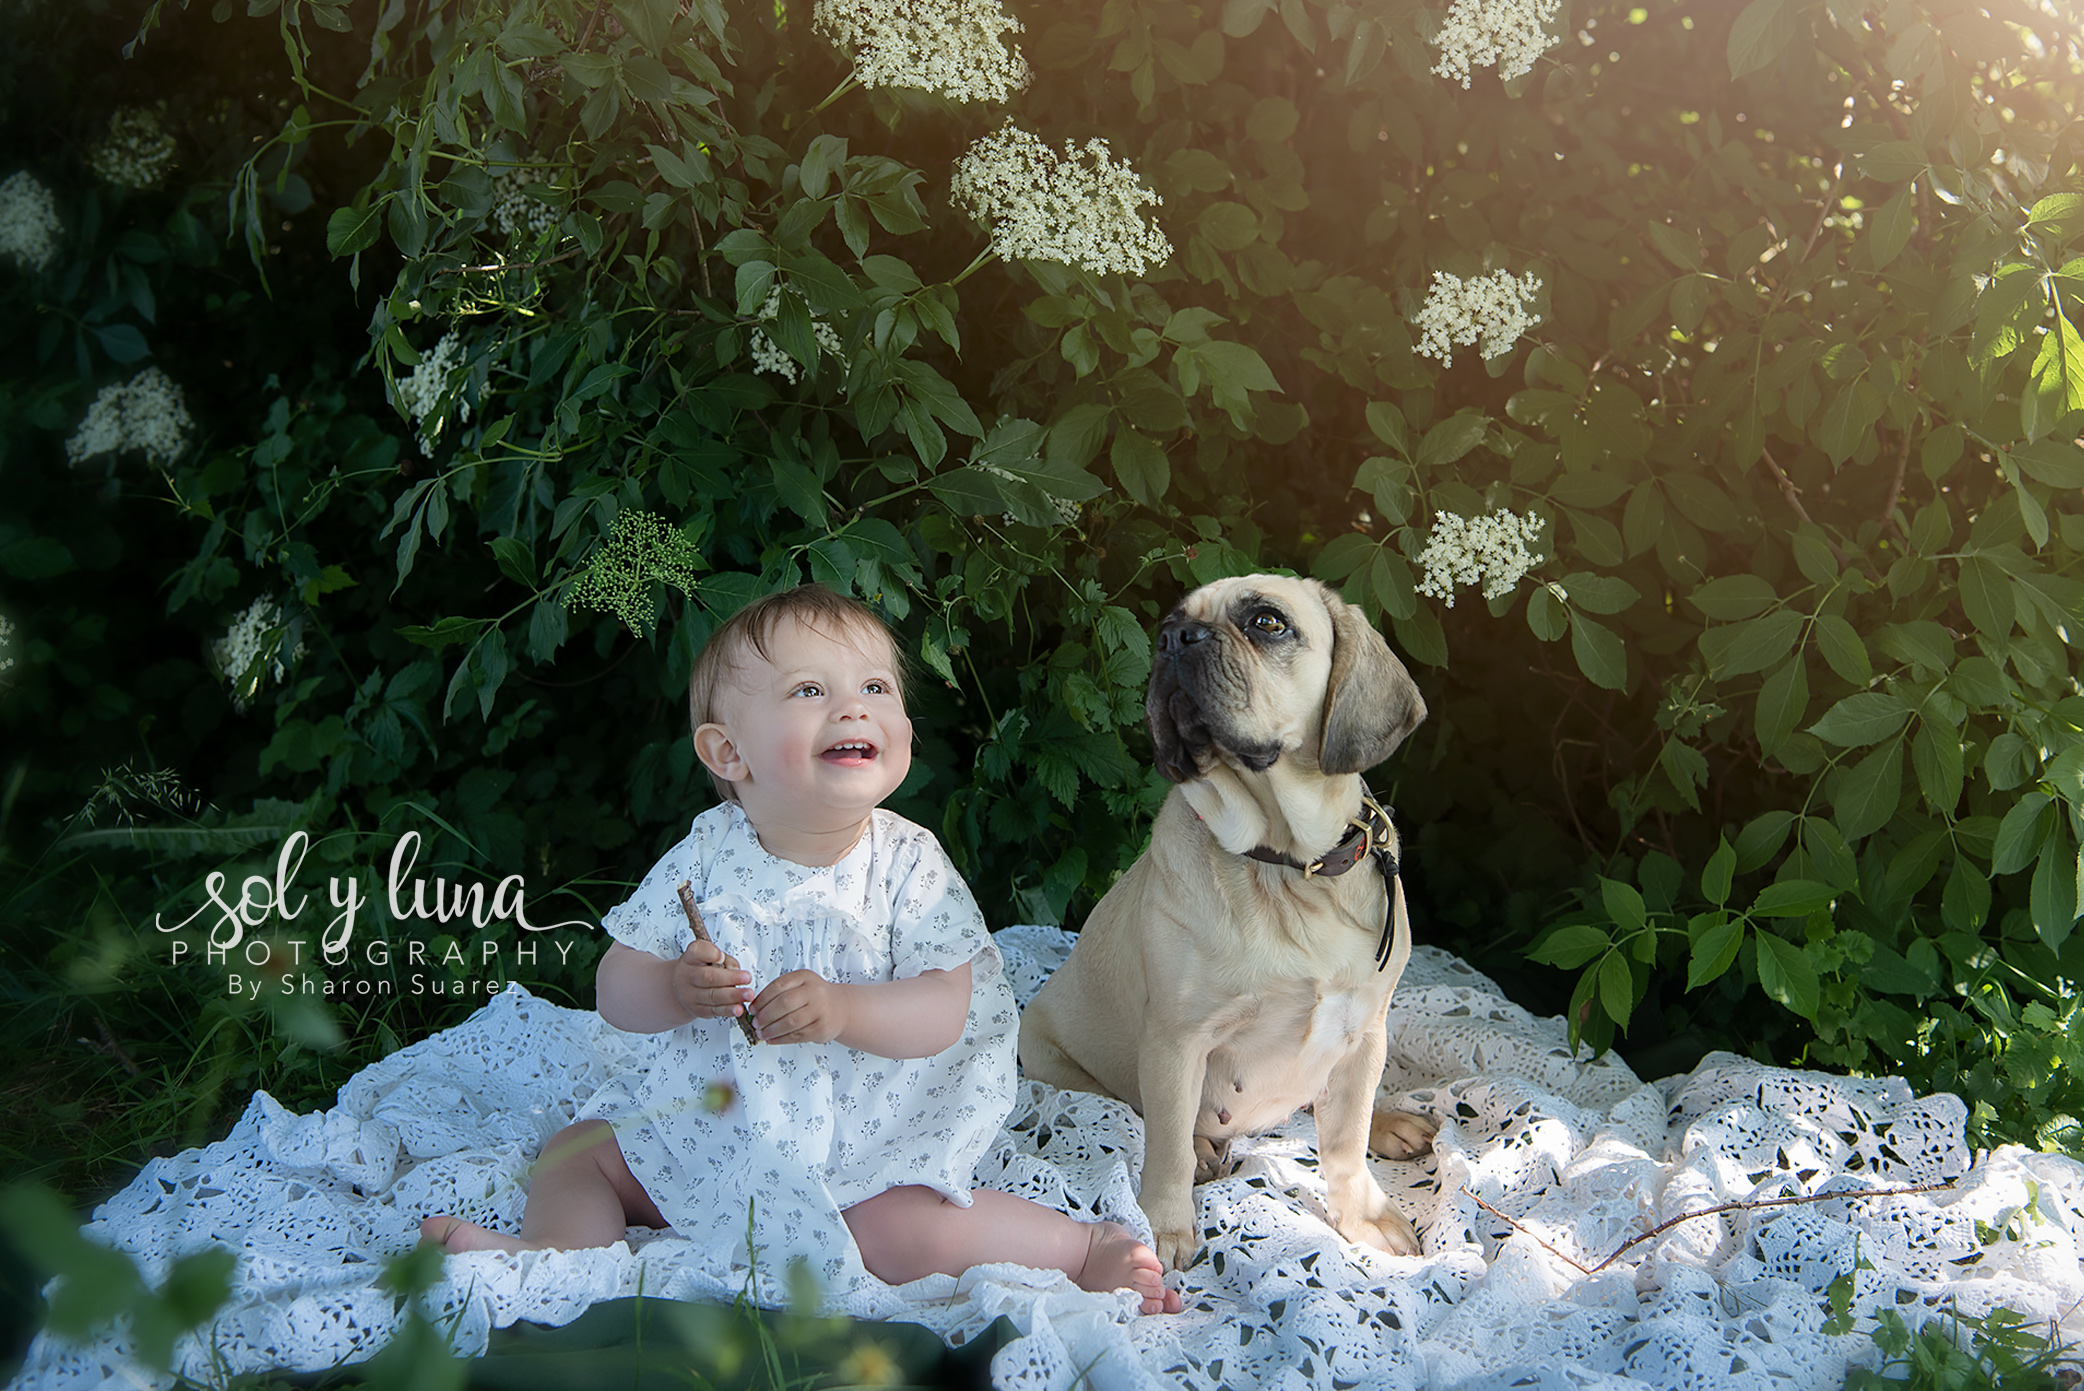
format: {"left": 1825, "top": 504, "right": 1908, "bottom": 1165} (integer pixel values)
{"left": 707, "top": 615, "right": 912, "bottom": 837}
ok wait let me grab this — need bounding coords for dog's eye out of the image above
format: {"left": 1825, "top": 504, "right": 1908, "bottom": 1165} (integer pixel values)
{"left": 1251, "top": 611, "right": 1288, "bottom": 635}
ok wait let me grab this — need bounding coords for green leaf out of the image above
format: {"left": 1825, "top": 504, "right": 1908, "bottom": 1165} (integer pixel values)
{"left": 1598, "top": 951, "right": 1635, "bottom": 1027}
{"left": 1808, "top": 691, "right": 1909, "bottom": 747}
{"left": 1570, "top": 614, "right": 1627, "bottom": 690}
{"left": 1556, "top": 572, "right": 1639, "bottom": 614}
{"left": 395, "top": 616, "right": 490, "bottom": 648}
{"left": 1858, "top": 140, "right": 1926, "bottom": 182}
{"left": 1812, "top": 614, "right": 1872, "bottom": 686}
{"left": 1193, "top": 340, "right": 1281, "bottom": 395}
{"left": 1734, "top": 810, "right": 1796, "bottom": 871}
{"left": 1526, "top": 583, "right": 1569, "bottom": 641}
{"left": 1756, "top": 658, "right": 1809, "bottom": 756}
{"left": 1912, "top": 723, "right": 1964, "bottom": 814}
{"left": 1415, "top": 413, "right": 1489, "bottom": 471}
{"left": 1992, "top": 792, "right": 2054, "bottom": 875}
{"left": 1958, "top": 555, "right": 2016, "bottom": 639}
{"left": 1530, "top": 924, "right": 1611, "bottom": 969}
{"left": 1689, "top": 574, "right": 1779, "bottom": 620}
{"left": 1687, "top": 915, "right": 1744, "bottom": 989}
{"left": 1868, "top": 182, "right": 1915, "bottom": 269}
{"left": 2023, "top": 309, "right": 2084, "bottom": 441}
{"left": 1600, "top": 878, "right": 1647, "bottom": 934}
{"left": 325, "top": 200, "right": 384, "bottom": 257}
{"left": 1727, "top": 0, "right": 1797, "bottom": 78}
{"left": 1750, "top": 879, "right": 1836, "bottom": 917}
{"left": 1700, "top": 609, "right": 1803, "bottom": 677}
{"left": 1365, "top": 401, "right": 1410, "bottom": 456}
{"left": 1111, "top": 428, "right": 1170, "bottom": 510}
{"left": 2030, "top": 825, "right": 2079, "bottom": 952}
{"left": 1702, "top": 837, "right": 1737, "bottom": 906}
{"left": 1834, "top": 739, "right": 1904, "bottom": 841}
{"left": 1755, "top": 932, "right": 1820, "bottom": 1020}
{"left": 1942, "top": 857, "right": 1991, "bottom": 932}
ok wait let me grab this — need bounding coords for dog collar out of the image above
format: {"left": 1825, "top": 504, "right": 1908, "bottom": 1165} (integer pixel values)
{"left": 1233, "top": 789, "right": 1404, "bottom": 971}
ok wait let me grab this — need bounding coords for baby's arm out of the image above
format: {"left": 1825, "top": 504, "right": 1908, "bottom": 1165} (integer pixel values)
{"left": 751, "top": 960, "right": 972, "bottom": 1059}
{"left": 597, "top": 939, "right": 754, "bottom": 1033}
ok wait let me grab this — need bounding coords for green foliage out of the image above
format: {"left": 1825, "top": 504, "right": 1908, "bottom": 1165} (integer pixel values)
{"left": 1847, "top": 1304, "right": 2083, "bottom": 1391}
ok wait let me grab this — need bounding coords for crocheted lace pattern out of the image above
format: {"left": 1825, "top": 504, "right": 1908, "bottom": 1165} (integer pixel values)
{"left": 14, "top": 925, "right": 2083, "bottom": 1390}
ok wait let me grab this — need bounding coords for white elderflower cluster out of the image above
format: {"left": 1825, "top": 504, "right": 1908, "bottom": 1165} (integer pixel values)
{"left": 0, "top": 170, "right": 60, "bottom": 273}
{"left": 489, "top": 167, "right": 557, "bottom": 239}
{"left": 213, "top": 596, "right": 306, "bottom": 711}
{"left": 87, "top": 107, "right": 178, "bottom": 190}
{"left": 1415, "top": 508, "right": 1546, "bottom": 607}
{"left": 396, "top": 331, "right": 472, "bottom": 450}
{"left": 65, "top": 367, "right": 195, "bottom": 468}
{"left": 1432, "top": 0, "right": 1561, "bottom": 88}
{"left": 951, "top": 123, "right": 1172, "bottom": 277}
{"left": 814, "top": 0, "right": 1030, "bottom": 103}
{"left": 1413, "top": 269, "right": 1543, "bottom": 366}
{"left": 0, "top": 614, "right": 16, "bottom": 676}
{"left": 748, "top": 286, "right": 845, "bottom": 385}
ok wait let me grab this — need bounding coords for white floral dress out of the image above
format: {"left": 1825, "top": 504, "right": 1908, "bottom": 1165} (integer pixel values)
{"left": 578, "top": 801, "right": 1017, "bottom": 1294}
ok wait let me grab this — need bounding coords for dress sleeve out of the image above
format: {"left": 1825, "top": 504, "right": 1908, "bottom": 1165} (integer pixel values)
{"left": 599, "top": 815, "right": 713, "bottom": 961}
{"left": 888, "top": 825, "right": 998, "bottom": 980}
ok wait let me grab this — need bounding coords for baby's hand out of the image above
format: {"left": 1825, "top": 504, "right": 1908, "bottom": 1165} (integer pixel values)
{"left": 670, "top": 938, "right": 754, "bottom": 1022}
{"left": 751, "top": 970, "right": 852, "bottom": 1046}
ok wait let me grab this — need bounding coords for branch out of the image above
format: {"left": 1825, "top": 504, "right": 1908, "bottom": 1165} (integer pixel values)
{"left": 1758, "top": 447, "right": 1816, "bottom": 526}
{"left": 1465, "top": 1179, "right": 1962, "bottom": 1277}
{"left": 1878, "top": 424, "right": 1913, "bottom": 542}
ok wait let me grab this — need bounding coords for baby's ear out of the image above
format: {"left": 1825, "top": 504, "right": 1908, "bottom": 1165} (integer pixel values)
{"left": 693, "top": 723, "right": 746, "bottom": 783}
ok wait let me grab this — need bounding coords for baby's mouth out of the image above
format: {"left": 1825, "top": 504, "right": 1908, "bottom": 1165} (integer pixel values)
{"left": 821, "top": 740, "right": 877, "bottom": 765}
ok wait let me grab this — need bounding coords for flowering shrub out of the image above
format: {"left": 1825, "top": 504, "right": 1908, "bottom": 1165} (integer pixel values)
{"left": 4, "top": 0, "right": 2084, "bottom": 1223}
{"left": 814, "top": 0, "right": 1030, "bottom": 103}
{"left": 63, "top": 366, "right": 194, "bottom": 468}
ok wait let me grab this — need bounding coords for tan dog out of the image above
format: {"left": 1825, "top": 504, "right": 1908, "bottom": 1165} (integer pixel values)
{"left": 1019, "top": 575, "right": 1438, "bottom": 1269}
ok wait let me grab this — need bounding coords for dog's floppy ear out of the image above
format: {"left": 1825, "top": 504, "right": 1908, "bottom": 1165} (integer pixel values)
{"left": 1316, "top": 582, "right": 1427, "bottom": 775}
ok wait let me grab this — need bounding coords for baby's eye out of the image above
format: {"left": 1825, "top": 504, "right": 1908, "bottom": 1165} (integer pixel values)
{"left": 792, "top": 682, "right": 824, "bottom": 698}
{"left": 864, "top": 679, "right": 891, "bottom": 695}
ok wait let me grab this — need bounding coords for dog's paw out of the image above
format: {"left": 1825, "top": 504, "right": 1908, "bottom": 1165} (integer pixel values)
{"left": 1150, "top": 1226, "right": 1200, "bottom": 1272}
{"left": 1368, "top": 1108, "right": 1438, "bottom": 1160}
{"left": 1191, "top": 1135, "right": 1234, "bottom": 1184}
{"left": 1341, "top": 1207, "right": 1423, "bottom": 1257}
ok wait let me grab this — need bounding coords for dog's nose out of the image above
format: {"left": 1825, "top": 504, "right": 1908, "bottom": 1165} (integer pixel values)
{"left": 1158, "top": 618, "right": 1213, "bottom": 654}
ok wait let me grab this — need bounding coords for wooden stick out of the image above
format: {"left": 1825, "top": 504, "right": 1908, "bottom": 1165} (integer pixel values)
{"left": 676, "top": 879, "right": 759, "bottom": 1045}
{"left": 1464, "top": 1179, "right": 1961, "bottom": 1276}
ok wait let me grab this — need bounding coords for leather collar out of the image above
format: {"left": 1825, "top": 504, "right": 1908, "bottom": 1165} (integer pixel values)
{"left": 1233, "top": 787, "right": 1405, "bottom": 971}
{"left": 1241, "top": 789, "right": 1400, "bottom": 880}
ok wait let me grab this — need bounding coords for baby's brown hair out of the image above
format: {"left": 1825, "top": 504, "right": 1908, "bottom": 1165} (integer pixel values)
{"left": 687, "top": 584, "right": 908, "bottom": 802}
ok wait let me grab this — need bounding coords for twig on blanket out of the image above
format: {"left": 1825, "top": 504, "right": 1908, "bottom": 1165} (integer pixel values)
{"left": 676, "top": 879, "right": 761, "bottom": 1046}
{"left": 1464, "top": 1179, "right": 1963, "bottom": 1276}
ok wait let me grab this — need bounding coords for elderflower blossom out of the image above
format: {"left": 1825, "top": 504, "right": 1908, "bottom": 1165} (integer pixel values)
{"left": 1413, "top": 269, "right": 1543, "bottom": 366}
{"left": 564, "top": 509, "right": 704, "bottom": 633}
{"left": 396, "top": 330, "right": 472, "bottom": 451}
{"left": 748, "top": 286, "right": 845, "bottom": 385}
{"left": 87, "top": 107, "right": 178, "bottom": 190}
{"left": 951, "top": 123, "right": 1171, "bottom": 277}
{"left": 0, "top": 614, "right": 16, "bottom": 676}
{"left": 213, "top": 596, "right": 305, "bottom": 711}
{"left": 979, "top": 463, "right": 1079, "bottom": 527}
{"left": 1432, "top": 0, "right": 1561, "bottom": 88}
{"left": 489, "top": 167, "right": 557, "bottom": 240}
{"left": 814, "top": 0, "right": 1030, "bottom": 103}
{"left": 65, "top": 367, "right": 195, "bottom": 468}
{"left": 0, "top": 170, "right": 60, "bottom": 273}
{"left": 1415, "top": 508, "right": 1546, "bottom": 608}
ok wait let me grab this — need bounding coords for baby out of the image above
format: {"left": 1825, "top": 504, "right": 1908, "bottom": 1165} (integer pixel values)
{"left": 423, "top": 583, "right": 1180, "bottom": 1316}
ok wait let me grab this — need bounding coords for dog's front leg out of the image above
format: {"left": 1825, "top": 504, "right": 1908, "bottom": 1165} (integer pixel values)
{"left": 1316, "top": 1017, "right": 1425, "bottom": 1256}
{"left": 1135, "top": 1030, "right": 1213, "bottom": 1271}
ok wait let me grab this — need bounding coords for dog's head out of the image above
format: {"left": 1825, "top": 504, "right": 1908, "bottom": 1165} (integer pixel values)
{"left": 1146, "top": 575, "right": 1426, "bottom": 785}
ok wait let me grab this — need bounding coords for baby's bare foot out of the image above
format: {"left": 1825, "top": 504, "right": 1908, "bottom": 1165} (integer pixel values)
{"left": 1076, "top": 1222, "right": 1183, "bottom": 1316}
{"left": 418, "top": 1214, "right": 535, "bottom": 1254}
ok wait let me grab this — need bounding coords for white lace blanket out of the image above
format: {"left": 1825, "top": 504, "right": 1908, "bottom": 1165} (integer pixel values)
{"left": 14, "top": 926, "right": 2083, "bottom": 1391}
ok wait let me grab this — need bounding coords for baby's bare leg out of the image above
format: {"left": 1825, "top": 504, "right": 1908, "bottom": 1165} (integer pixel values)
{"left": 842, "top": 1186, "right": 1182, "bottom": 1315}
{"left": 422, "top": 1119, "right": 665, "bottom": 1253}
